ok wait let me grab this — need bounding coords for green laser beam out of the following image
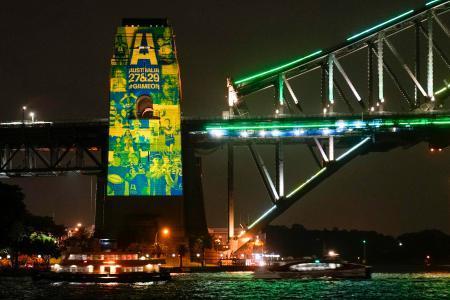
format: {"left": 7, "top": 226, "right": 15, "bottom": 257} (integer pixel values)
{"left": 234, "top": 50, "right": 323, "bottom": 85}
{"left": 347, "top": 10, "right": 415, "bottom": 41}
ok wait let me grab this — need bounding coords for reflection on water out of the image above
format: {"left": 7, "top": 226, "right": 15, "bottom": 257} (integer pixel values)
{"left": 0, "top": 272, "right": 449, "bottom": 299}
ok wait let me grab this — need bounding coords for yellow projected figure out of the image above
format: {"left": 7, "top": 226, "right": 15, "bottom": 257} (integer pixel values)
{"left": 111, "top": 68, "right": 127, "bottom": 92}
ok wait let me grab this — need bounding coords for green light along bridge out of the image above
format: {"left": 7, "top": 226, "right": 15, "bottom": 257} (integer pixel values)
{"left": 213, "top": 0, "right": 450, "bottom": 251}
{"left": 191, "top": 112, "right": 450, "bottom": 241}
{"left": 228, "top": 0, "right": 449, "bottom": 115}
{"left": 0, "top": 0, "right": 449, "bottom": 254}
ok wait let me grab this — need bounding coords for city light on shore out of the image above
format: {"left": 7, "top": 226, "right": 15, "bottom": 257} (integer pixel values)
{"left": 162, "top": 227, "right": 170, "bottom": 236}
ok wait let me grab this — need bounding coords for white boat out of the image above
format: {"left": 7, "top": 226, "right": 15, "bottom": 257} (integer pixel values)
{"left": 254, "top": 259, "right": 371, "bottom": 279}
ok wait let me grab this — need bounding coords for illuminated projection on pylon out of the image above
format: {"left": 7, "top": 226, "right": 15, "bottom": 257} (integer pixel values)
{"left": 107, "top": 21, "right": 183, "bottom": 196}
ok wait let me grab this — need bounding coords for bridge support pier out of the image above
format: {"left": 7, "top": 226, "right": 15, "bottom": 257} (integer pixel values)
{"left": 275, "top": 142, "right": 284, "bottom": 198}
{"left": 228, "top": 144, "right": 235, "bottom": 242}
{"left": 427, "top": 11, "right": 434, "bottom": 102}
{"left": 94, "top": 141, "right": 108, "bottom": 238}
{"left": 94, "top": 174, "right": 106, "bottom": 237}
{"left": 276, "top": 74, "right": 285, "bottom": 115}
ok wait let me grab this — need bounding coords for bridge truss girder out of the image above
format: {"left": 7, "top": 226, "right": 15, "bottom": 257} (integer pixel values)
{"left": 220, "top": 125, "right": 450, "bottom": 253}
{"left": 228, "top": 1, "right": 450, "bottom": 116}
{"left": 0, "top": 145, "right": 104, "bottom": 177}
{"left": 0, "top": 122, "right": 107, "bottom": 177}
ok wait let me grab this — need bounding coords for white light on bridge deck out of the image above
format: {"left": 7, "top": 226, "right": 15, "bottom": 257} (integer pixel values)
{"left": 271, "top": 129, "right": 281, "bottom": 137}
{"left": 293, "top": 129, "right": 304, "bottom": 136}
{"left": 353, "top": 120, "right": 364, "bottom": 128}
{"left": 336, "top": 120, "right": 347, "bottom": 129}
{"left": 259, "top": 130, "right": 267, "bottom": 137}
{"left": 211, "top": 129, "right": 225, "bottom": 138}
{"left": 240, "top": 131, "right": 249, "bottom": 138}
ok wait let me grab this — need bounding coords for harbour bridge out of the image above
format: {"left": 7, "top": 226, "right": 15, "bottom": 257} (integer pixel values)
{"left": 1, "top": 0, "right": 449, "bottom": 253}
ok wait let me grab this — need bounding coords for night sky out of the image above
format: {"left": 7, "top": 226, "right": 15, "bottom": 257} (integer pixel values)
{"left": 0, "top": 0, "right": 448, "bottom": 235}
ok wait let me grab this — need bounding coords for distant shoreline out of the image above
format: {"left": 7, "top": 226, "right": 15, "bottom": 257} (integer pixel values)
{"left": 371, "top": 265, "right": 450, "bottom": 273}
{"left": 1, "top": 264, "right": 450, "bottom": 277}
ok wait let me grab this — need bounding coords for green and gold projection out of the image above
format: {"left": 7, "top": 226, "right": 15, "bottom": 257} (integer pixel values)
{"left": 107, "top": 22, "right": 183, "bottom": 196}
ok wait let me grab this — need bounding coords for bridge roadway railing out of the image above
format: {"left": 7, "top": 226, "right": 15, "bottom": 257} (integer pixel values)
{"left": 0, "top": 120, "right": 108, "bottom": 177}
{"left": 1, "top": 111, "right": 449, "bottom": 177}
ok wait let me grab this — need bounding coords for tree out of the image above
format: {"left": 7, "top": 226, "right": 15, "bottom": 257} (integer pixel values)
{"left": 152, "top": 243, "right": 162, "bottom": 258}
{"left": 23, "top": 233, "right": 60, "bottom": 266}
{"left": 176, "top": 244, "right": 188, "bottom": 268}
{"left": 63, "top": 227, "right": 93, "bottom": 252}
{"left": 0, "top": 183, "right": 65, "bottom": 269}
{"left": 25, "top": 215, "right": 65, "bottom": 238}
{"left": 0, "top": 183, "right": 27, "bottom": 269}
{"left": 192, "top": 234, "right": 212, "bottom": 267}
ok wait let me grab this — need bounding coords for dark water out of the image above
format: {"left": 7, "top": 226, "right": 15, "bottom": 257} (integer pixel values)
{"left": 1, "top": 272, "right": 449, "bottom": 299}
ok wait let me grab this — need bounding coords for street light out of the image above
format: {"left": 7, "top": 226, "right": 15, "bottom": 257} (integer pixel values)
{"left": 29, "top": 112, "right": 35, "bottom": 123}
{"left": 22, "top": 106, "right": 27, "bottom": 124}
{"left": 162, "top": 227, "right": 170, "bottom": 236}
{"left": 154, "top": 227, "right": 170, "bottom": 245}
{"left": 328, "top": 250, "right": 338, "bottom": 257}
{"left": 154, "top": 227, "right": 170, "bottom": 259}
{"left": 362, "top": 240, "right": 367, "bottom": 264}
{"left": 76, "top": 223, "right": 82, "bottom": 228}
